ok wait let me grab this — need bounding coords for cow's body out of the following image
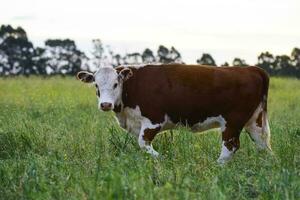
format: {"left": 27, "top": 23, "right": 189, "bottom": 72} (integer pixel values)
{"left": 77, "top": 64, "right": 271, "bottom": 164}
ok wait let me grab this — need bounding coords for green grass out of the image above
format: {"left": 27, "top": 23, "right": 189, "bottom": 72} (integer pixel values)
{"left": 0, "top": 77, "right": 299, "bottom": 200}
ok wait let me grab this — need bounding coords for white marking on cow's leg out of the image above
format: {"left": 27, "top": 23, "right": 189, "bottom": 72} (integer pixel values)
{"left": 138, "top": 131, "right": 159, "bottom": 157}
{"left": 121, "top": 106, "right": 168, "bottom": 156}
{"left": 218, "top": 126, "right": 240, "bottom": 165}
{"left": 245, "top": 124, "right": 266, "bottom": 149}
{"left": 217, "top": 141, "right": 235, "bottom": 165}
{"left": 138, "top": 119, "right": 160, "bottom": 157}
{"left": 245, "top": 103, "right": 271, "bottom": 150}
{"left": 245, "top": 123, "right": 271, "bottom": 150}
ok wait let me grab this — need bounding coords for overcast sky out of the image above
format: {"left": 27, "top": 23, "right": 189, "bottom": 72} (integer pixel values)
{"left": 2, "top": 0, "right": 300, "bottom": 65}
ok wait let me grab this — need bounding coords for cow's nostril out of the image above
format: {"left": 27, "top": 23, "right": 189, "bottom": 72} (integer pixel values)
{"left": 101, "top": 102, "right": 112, "bottom": 110}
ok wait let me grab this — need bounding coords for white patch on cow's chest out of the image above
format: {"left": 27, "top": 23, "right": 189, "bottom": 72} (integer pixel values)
{"left": 191, "top": 115, "right": 226, "bottom": 133}
{"left": 115, "top": 107, "right": 143, "bottom": 136}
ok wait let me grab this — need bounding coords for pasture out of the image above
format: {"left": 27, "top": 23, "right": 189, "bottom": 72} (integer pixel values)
{"left": 0, "top": 77, "right": 299, "bottom": 199}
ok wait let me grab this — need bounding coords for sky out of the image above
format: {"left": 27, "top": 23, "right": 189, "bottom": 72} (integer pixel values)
{"left": 1, "top": 0, "right": 300, "bottom": 65}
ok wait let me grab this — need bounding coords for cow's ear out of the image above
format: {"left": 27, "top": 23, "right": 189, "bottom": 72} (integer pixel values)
{"left": 77, "top": 71, "right": 94, "bottom": 83}
{"left": 118, "top": 68, "right": 133, "bottom": 81}
{"left": 115, "top": 66, "right": 124, "bottom": 74}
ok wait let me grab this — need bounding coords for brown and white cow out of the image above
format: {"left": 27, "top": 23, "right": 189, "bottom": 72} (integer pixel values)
{"left": 77, "top": 64, "right": 271, "bottom": 164}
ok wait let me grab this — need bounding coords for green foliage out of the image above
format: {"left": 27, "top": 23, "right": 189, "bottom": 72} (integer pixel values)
{"left": 0, "top": 77, "right": 299, "bottom": 199}
{"left": 0, "top": 25, "right": 88, "bottom": 76}
{"left": 0, "top": 25, "right": 36, "bottom": 76}
{"left": 157, "top": 45, "right": 182, "bottom": 64}
{"left": 196, "top": 53, "right": 216, "bottom": 66}
{"left": 232, "top": 58, "right": 248, "bottom": 67}
{"left": 42, "top": 39, "right": 88, "bottom": 75}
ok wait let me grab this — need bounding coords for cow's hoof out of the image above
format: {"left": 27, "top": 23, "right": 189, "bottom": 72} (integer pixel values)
{"left": 150, "top": 151, "right": 160, "bottom": 158}
{"left": 217, "top": 157, "right": 230, "bottom": 165}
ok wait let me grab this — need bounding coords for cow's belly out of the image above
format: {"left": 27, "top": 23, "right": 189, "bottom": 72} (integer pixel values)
{"left": 191, "top": 115, "right": 226, "bottom": 133}
{"left": 115, "top": 108, "right": 226, "bottom": 136}
{"left": 162, "top": 115, "right": 226, "bottom": 133}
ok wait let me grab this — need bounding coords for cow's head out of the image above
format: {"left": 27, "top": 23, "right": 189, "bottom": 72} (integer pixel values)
{"left": 77, "top": 67, "right": 133, "bottom": 111}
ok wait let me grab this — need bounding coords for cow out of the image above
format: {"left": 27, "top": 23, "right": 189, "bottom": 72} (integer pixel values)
{"left": 77, "top": 64, "right": 271, "bottom": 164}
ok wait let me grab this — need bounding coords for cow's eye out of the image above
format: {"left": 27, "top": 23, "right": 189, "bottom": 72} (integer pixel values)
{"left": 96, "top": 89, "right": 100, "bottom": 97}
{"left": 113, "top": 83, "right": 118, "bottom": 89}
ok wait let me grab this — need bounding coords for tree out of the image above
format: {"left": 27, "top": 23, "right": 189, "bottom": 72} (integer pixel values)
{"left": 123, "top": 52, "right": 142, "bottom": 64}
{"left": 274, "top": 55, "right": 295, "bottom": 77}
{"left": 142, "top": 48, "right": 156, "bottom": 63}
{"left": 291, "top": 48, "right": 300, "bottom": 61}
{"left": 32, "top": 47, "right": 48, "bottom": 75}
{"left": 41, "top": 39, "right": 88, "bottom": 75}
{"left": 232, "top": 58, "right": 248, "bottom": 66}
{"left": 157, "top": 45, "right": 171, "bottom": 63}
{"left": 257, "top": 52, "right": 275, "bottom": 74}
{"left": 112, "top": 54, "right": 123, "bottom": 67}
{"left": 196, "top": 53, "right": 216, "bottom": 66}
{"left": 157, "top": 45, "right": 182, "bottom": 63}
{"left": 0, "top": 49, "right": 9, "bottom": 75}
{"left": 99, "top": 44, "right": 120, "bottom": 68}
{"left": 291, "top": 48, "right": 300, "bottom": 73}
{"left": 221, "top": 62, "right": 229, "bottom": 67}
{"left": 0, "top": 25, "right": 35, "bottom": 76}
{"left": 91, "top": 39, "right": 104, "bottom": 68}
{"left": 169, "top": 47, "right": 182, "bottom": 63}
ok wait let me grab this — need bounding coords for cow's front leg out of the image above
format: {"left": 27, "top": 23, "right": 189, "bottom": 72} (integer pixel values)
{"left": 218, "top": 126, "right": 241, "bottom": 164}
{"left": 138, "top": 121, "right": 161, "bottom": 157}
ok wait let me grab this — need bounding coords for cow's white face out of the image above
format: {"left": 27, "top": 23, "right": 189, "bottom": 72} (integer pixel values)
{"left": 77, "top": 67, "right": 133, "bottom": 111}
{"left": 95, "top": 68, "right": 122, "bottom": 111}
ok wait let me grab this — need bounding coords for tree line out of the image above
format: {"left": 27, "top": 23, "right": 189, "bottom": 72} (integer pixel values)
{"left": 1, "top": 25, "right": 300, "bottom": 78}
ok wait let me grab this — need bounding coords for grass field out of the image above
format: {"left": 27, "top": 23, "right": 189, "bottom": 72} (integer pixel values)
{"left": 0, "top": 77, "right": 299, "bottom": 200}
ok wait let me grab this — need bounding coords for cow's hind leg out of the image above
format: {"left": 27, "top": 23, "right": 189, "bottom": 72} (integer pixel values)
{"left": 217, "top": 126, "right": 241, "bottom": 164}
{"left": 138, "top": 120, "right": 161, "bottom": 157}
{"left": 245, "top": 105, "right": 271, "bottom": 150}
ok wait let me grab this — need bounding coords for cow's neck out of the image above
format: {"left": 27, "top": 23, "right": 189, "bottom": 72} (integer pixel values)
{"left": 113, "top": 82, "right": 130, "bottom": 114}
{"left": 113, "top": 103, "right": 122, "bottom": 113}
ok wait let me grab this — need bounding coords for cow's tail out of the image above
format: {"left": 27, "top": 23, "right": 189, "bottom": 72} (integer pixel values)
{"left": 261, "top": 71, "right": 272, "bottom": 151}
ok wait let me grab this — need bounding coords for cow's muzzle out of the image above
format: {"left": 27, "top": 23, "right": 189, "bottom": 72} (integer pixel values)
{"left": 100, "top": 102, "right": 112, "bottom": 111}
